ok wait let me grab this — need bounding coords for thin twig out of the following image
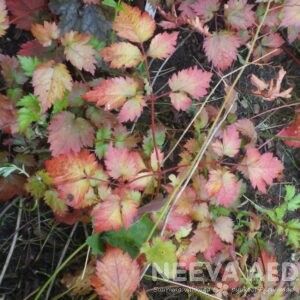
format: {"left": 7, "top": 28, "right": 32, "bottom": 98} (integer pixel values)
{"left": 0, "top": 197, "right": 24, "bottom": 286}
{"left": 45, "top": 222, "right": 79, "bottom": 300}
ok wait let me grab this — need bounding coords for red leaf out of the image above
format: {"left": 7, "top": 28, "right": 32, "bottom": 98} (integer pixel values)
{"left": 6, "top": 0, "right": 46, "bottom": 30}
{"left": 277, "top": 112, "right": 300, "bottom": 148}
{"left": 168, "top": 67, "right": 212, "bottom": 111}
{"left": 48, "top": 111, "right": 95, "bottom": 156}
{"left": 147, "top": 32, "right": 179, "bottom": 59}
{"left": 45, "top": 150, "right": 107, "bottom": 208}
{"left": 18, "top": 40, "right": 52, "bottom": 59}
{"left": 92, "top": 192, "right": 137, "bottom": 232}
{"left": 0, "top": 174, "right": 26, "bottom": 202}
{"left": 113, "top": 4, "right": 155, "bottom": 43}
{"left": 238, "top": 147, "right": 283, "bottom": 193}
{"left": 93, "top": 248, "right": 140, "bottom": 300}
{"left": 0, "top": 94, "right": 18, "bottom": 134}
{"left": 204, "top": 31, "right": 241, "bottom": 70}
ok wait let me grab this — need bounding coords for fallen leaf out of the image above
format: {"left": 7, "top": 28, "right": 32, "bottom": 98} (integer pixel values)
{"left": 250, "top": 68, "right": 293, "bottom": 100}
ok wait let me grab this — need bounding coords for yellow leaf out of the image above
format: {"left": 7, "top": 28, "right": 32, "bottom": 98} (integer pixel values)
{"left": 33, "top": 61, "right": 72, "bottom": 112}
{"left": 100, "top": 42, "right": 143, "bottom": 68}
{"left": 31, "top": 21, "right": 60, "bottom": 47}
{"left": 61, "top": 31, "right": 98, "bottom": 74}
{"left": 0, "top": 0, "right": 9, "bottom": 37}
{"left": 113, "top": 4, "right": 155, "bottom": 43}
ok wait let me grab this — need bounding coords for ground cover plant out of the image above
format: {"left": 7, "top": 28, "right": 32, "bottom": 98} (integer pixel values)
{"left": 0, "top": 0, "right": 299, "bottom": 299}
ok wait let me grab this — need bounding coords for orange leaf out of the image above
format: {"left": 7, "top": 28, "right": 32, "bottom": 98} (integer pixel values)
{"left": 45, "top": 150, "right": 107, "bottom": 208}
{"left": 31, "top": 21, "right": 60, "bottom": 47}
{"left": 100, "top": 42, "right": 143, "bottom": 68}
{"left": 93, "top": 248, "right": 140, "bottom": 300}
{"left": 82, "top": 77, "right": 140, "bottom": 111}
{"left": 0, "top": 0, "right": 9, "bottom": 37}
{"left": 61, "top": 31, "right": 98, "bottom": 74}
{"left": 206, "top": 169, "right": 241, "bottom": 207}
{"left": 147, "top": 32, "right": 179, "bottom": 59}
{"left": 113, "top": 4, "right": 155, "bottom": 43}
{"left": 238, "top": 147, "right": 283, "bottom": 193}
{"left": 32, "top": 61, "right": 72, "bottom": 112}
{"left": 48, "top": 111, "right": 95, "bottom": 156}
{"left": 92, "top": 192, "right": 137, "bottom": 232}
{"left": 104, "top": 144, "right": 146, "bottom": 181}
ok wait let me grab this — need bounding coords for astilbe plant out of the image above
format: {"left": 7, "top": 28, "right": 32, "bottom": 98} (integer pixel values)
{"left": 0, "top": 0, "right": 299, "bottom": 299}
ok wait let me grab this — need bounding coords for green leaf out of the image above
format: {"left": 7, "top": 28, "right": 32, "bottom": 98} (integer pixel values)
{"left": 0, "top": 164, "right": 20, "bottom": 177}
{"left": 17, "top": 94, "right": 42, "bottom": 132}
{"left": 143, "top": 128, "right": 166, "bottom": 156}
{"left": 102, "top": 0, "right": 117, "bottom": 8}
{"left": 86, "top": 232, "right": 105, "bottom": 255}
{"left": 274, "top": 204, "right": 287, "bottom": 222}
{"left": 7, "top": 88, "right": 22, "bottom": 102}
{"left": 44, "top": 190, "right": 67, "bottom": 215}
{"left": 210, "top": 206, "right": 231, "bottom": 218}
{"left": 141, "top": 237, "right": 177, "bottom": 279}
{"left": 18, "top": 56, "right": 40, "bottom": 76}
{"left": 103, "top": 215, "right": 155, "bottom": 258}
{"left": 288, "top": 194, "right": 300, "bottom": 211}
{"left": 284, "top": 185, "right": 300, "bottom": 211}
{"left": 285, "top": 185, "right": 296, "bottom": 202}
{"left": 285, "top": 219, "right": 300, "bottom": 249}
{"left": 95, "top": 127, "right": 111, "bottom": 158}
{"left": 52, "top": 96, "right": 68, "bottom": 114}
{"left": 89, "top": 36, "right": 106, "bottom": 51}
{"left": 26, "top": 170, "right": 52, "bottom": 199}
